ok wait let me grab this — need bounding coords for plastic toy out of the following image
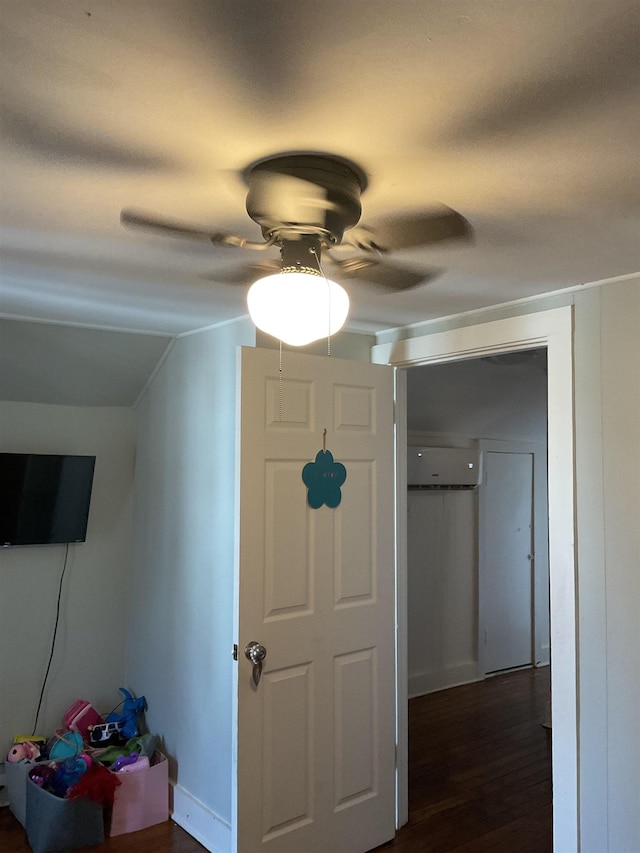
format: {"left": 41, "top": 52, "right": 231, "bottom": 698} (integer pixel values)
{"left": 50, "top": 756, "right": 89, "bottom": 797}
{"left": 118, "top": 755, "right": 149, "bottom": 774}
{"left": 7, "top": 740, "right": 41, "bottom": 763}
{"left": 29, "top": 755, "right": 90, "bottom": 798}
{"left": 106, "top": 688, "right": 147, "bottom": 739}
{"left": 88, "top": 720, "right": 125, "bottom": 746}
{"left": 29, "top": 764, "right": 56, "bottom": 788}
{"left": 48, "top": 730, "right": 84, "bottom": 760}
{"left": 112, "top": 751, "right": 139, "bottom": 772}
{"left": 93, "top": 733, "right": 157, "bottom": 767}
{"left": 63, "top": 699, "right": 102, "bottom": 738}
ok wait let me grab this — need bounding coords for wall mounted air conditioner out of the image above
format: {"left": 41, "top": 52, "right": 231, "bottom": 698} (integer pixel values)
{"left": 407, "top": 447, "right": 482, "bottom": 489}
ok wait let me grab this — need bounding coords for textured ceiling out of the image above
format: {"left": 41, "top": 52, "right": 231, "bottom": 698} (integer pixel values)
{"left": 0, "top": 0, "right": 639, "bottom": 404}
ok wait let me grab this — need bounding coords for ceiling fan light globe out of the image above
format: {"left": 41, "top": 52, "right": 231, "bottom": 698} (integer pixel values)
{"left": 247, "top": 272, "right": 349, "bottom": 347}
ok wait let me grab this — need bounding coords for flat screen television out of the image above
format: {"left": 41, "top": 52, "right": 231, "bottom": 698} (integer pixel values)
{"left": 1, "top": 453, "right": 96, "bottom": 547}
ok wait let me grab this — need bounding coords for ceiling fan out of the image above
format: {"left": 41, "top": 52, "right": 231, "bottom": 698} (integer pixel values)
{"left": 120, "top": 152, "right": 473, "bottom": 294}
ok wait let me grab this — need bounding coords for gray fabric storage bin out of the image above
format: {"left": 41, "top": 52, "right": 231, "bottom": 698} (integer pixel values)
{"left": 5, "top": 760, "right": 33, "bottom": 826}
{"left": 26, "top": 775, "right": 104, "bottom": 853}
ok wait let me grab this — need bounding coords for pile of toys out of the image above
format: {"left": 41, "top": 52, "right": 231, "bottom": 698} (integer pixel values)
{"left": 27, "top": 754, "right": 119, "bottom": 806}
{"left": 6, "top": 688, "right": 168, "bottom": 851}
{"left": 6, "top": 688, "right": 154, "bottom": 804}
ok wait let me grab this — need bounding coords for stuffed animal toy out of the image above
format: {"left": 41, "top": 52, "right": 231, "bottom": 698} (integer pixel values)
{"left": 7, "top": 740, "right": 41, "bottom": 763}
{"left": 106, "top": 688, "right": 147, "bottom": 739}
{"left": 67, "top": 760, "right": 121, "bottom": 807}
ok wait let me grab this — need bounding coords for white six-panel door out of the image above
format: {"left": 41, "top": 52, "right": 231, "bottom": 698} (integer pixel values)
{"left": 233, "top": 346, "right": 396, "bottom": 853}
{"left": 479, "top": 450, "right": 534, "bottom": 674}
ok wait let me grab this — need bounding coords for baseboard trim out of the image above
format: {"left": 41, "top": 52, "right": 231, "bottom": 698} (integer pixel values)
{"left": 171, "top": 782, "right": 232, "bottom": 853}
{"left": 536, "top": 644, "right": 551, "bottom": 667}
{"left": 409, "top": 662, "right": 480, "bottom": 698}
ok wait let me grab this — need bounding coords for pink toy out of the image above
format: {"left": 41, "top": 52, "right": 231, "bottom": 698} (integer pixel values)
{"left": 7, "top": 740, "right": 41, "bottom": 763}
{"left": 63, "top": 700, "right": 102, "bottom": 739}
{"left": 113, "top": 753, "right": 150, "bottom": 774}
{"left": 118, "top": 756, "right": 150, "bottom": 774}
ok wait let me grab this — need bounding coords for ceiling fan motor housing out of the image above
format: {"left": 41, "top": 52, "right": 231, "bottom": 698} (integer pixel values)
{"left": 119, "top": 150, "right": 472, "bottom": 293}
{"left": 278, "top": 234, "right": 324, "bottom": 276}
{"left": 244, "top": 153, "right": 367, "bottom": 246}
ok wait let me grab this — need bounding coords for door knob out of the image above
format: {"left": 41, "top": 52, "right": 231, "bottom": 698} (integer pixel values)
{"left": 244, "top": 641, "right": 267, "bottom": 687}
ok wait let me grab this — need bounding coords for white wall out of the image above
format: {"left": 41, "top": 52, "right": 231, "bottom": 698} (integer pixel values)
{"left": 573, "top": 280, "right": 640, "bottom": 853}
{"left": 128, "top": 319, "right": 255, "bottom": 851}
{"left": 407, "top": 489, "right": 477, "bottom": 696}
{"left": 0, "top": 402, "right": 135, "bottom": 752}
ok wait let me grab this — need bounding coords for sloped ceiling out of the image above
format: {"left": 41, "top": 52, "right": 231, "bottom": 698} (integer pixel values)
{"left": 407, "top": 349, "right": 548, "bottom": 438}
{"left": 0, "top": 319, "right": 171, "bottom": 406}
{"left": 0, "top": 1, "right": 638, "bottom": 405}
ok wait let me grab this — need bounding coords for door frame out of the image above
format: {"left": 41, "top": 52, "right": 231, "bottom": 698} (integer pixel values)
{"left": 373, "top": 305, "right": 578, "bottom": 853}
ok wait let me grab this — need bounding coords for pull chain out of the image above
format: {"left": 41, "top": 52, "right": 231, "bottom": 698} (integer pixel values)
{"left": 279, "top": 340, "right": 283, "bottom": 422}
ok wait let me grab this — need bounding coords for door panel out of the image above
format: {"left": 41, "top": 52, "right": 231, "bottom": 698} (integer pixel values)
{"left": 264, "top": 461, "right": 312, "bottom": 617}
{"left": 334, "top": 648, "right": 377, "bottom": 808}
{"left": 480, "top": 451, "right": 534, "bottom": 674}
{"left": 262, "top": 664, "right": 313, "bottom": 840}
{"left": 334, "top": 461, "right": 374, "bottom": 604}
{"left": 235, "top": 347, "right": 396, "bottom": 853}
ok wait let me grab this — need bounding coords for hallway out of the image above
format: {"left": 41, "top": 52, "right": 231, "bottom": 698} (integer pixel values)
{"left": 374, "top": 666, "right": 552, "bottom": 852}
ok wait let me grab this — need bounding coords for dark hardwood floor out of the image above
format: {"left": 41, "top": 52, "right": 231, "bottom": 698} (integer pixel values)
{"left": 0, "top": 667, "right": 550, "bottom": 853}
{"left": 372, "top": 666, "right": 552, "bottom": 852}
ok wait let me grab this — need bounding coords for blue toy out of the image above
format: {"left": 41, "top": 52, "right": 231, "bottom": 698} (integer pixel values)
{"left": 50, "top": 755, "right": 89, "bottom": 797}
{"left": 106, "top": 688, "right": 147, "bottom": 739}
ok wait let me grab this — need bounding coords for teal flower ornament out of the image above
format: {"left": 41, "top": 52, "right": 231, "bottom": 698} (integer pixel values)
{"left": 302, "top": 450, "right": 347, "bottom": 509}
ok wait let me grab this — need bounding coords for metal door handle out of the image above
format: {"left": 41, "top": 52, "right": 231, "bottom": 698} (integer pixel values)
{"left": 244, "top": 641, "right": 267, "bottom": 687}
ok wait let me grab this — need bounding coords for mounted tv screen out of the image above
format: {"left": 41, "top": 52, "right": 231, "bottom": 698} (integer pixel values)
{"left": 0, "top": 453, "right": 96, "bottom": 547}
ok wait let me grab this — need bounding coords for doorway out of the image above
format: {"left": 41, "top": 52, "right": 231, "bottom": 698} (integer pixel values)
{"left": 372, "top": 305, "right": 577, "bottom": 852}
{"left": 402, "top": 350, "right": 550, "bottom": 848}
{"left": 405, "top": 351, "right": 549, "bottom": 695}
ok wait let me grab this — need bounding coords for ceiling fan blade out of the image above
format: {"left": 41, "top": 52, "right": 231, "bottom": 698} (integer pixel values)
{"left": 120, "top": 209, "right": 238, "bottom": 244}
{"left": 201, "top": 260, "right": 281, "bottom": 285}
{"left": 349, "top": 207, "right": 473, "bottom": 252}
{"left": 331, "top": 256, "right": 440, "bottom": 292}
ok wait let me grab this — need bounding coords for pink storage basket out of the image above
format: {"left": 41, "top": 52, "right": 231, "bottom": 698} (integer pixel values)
{"left": 108, "top": 751, "right": 169, "bottom": 836}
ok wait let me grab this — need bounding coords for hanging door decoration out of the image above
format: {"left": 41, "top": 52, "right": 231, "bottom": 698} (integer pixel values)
{"left": 302, "top": 429, "right": 347, "bottom": 509}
